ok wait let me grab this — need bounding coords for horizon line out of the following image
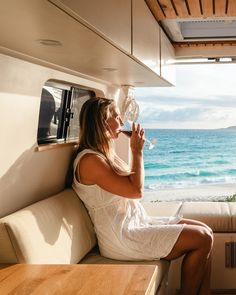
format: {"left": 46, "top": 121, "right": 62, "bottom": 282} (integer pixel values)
{"left": 141, "top": 125, "right": 236, "bottom": 130}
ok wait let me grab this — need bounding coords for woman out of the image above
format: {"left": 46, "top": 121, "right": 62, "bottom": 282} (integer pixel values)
{"left": 72, "top": 97, "right": 213, "bottom": 295}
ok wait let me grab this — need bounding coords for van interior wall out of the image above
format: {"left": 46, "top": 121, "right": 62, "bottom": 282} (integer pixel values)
{"left": 0, "top": 53, "right": 121, "bottom": 218}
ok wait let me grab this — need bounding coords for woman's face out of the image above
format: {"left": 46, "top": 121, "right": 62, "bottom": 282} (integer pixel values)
{"left": 106, "top": 105, "right": 123, "bottom": 138}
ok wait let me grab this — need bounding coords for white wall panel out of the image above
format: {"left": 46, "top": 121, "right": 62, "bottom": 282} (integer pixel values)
{"left": 0, "top": 54, "right": 107, "bottom": 218}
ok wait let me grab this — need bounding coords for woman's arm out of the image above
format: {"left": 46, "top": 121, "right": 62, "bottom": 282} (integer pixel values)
{"left": 76, "top": 123, "right": 145, "bottom": 199}
{"left": 129, "top": 122, "right": 145, "bottom": 197}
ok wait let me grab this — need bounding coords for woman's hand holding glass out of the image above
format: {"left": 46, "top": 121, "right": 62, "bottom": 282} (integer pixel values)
{"left": 130, "top": 122, "right": 145, "bottom": 154}
{"left": 121, "top": 120, "right": 157, "bottom": 150}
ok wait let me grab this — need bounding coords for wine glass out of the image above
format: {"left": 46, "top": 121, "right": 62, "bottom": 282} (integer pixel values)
{"left": 121, "top": 121, "right": 157, "bottom": 150}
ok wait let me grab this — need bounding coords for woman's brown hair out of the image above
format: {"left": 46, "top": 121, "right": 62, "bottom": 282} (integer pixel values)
{"left": 78, "top": 97, "right": 130, "bottom": 175}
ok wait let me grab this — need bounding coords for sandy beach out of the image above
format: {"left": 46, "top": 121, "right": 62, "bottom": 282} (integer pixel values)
{"left": 143, "top": 183, "right": 236, "bottom": 202}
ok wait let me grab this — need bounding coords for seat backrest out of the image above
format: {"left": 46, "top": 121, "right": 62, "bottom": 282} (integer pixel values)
{"left": 0, "top": 189, "right": 96, "bottom": 264}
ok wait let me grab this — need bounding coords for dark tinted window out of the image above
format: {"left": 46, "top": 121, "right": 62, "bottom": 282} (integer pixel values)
{"left": 37, "top": 84, "right": 95, "bottom": 144}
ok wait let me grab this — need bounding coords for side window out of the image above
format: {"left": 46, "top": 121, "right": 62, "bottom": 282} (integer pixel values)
{"left": 68, "top": 88, "right": 94, "bottom": 139}
{"left": 37, "top": 84, "right": 95, "bottom": 145}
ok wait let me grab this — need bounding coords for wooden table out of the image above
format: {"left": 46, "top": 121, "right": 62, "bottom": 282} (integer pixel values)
{"left": 0, "top": 264, "right": 158, "bottom": 295}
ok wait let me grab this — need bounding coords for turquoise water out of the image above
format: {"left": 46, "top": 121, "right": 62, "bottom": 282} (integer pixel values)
{"left": 144, "top": 129, "right": 236, "bottom": 190}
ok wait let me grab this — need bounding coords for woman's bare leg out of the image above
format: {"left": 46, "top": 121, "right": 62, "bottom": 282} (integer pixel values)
{"left": 164, "top": 223, "right": 213, "bottom": 295}
{"left": 178, "top": 219, "right": 213, "bottom": 295}
{"left": 199, "top": 253, "right": 212, "bottom": 295}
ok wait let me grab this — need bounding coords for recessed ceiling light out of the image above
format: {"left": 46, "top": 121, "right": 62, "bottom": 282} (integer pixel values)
{"left": 102, "top": 67, "right": 118, "bottom": 72}
{"left": 37, "top": 39, "right": 62, "bottom": 46}
{"left": 219, "top": 57, "right": 232, "bottom": 62}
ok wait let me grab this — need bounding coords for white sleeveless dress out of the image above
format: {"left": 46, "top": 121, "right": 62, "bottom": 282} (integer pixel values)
{"left": 73, "top": 149, "right": 184, "bottom": 261}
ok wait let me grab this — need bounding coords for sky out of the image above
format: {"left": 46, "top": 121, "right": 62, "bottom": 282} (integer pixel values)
{"left": 135, "top": 63, "right": 236, "bottom": 129}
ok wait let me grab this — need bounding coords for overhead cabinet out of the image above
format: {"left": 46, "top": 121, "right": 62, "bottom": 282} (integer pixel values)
{"left": 160, "top": 29, "right": 176, "bottom": 85}
{"left": 132, "top": 0, "right": 161, "bottom": 75}
{"left": 59, "top": 0, "right": 163, "bottom": 76}
{"left": 54, "top": 0, "right": 132, "bottom": 54}
{"left": 51, "top": 0, "right": 175, "bottom": 84}
{"left": 3, "top": 0, "right": 174, "bottom": 86}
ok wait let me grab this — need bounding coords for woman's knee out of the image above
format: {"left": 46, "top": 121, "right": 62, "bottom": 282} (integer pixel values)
{"left": 194, "top": 223, "right": 214, "bottom": 246}
{"left": 164, "top": 225, "right": 213, "bottom": 260}
{"left": 202, "top": 222, "right": 213, "bottom": 238}
{"left": 198, "top": 227, "right": 213, "bottom": 254}
{"left": 180, "top": 218, "right": 213, "bottom": 237}
{"left": 179, "top": 225, "right": 213, "bottom": 254}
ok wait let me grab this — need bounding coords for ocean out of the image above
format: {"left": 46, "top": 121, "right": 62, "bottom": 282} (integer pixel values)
{"left": 143, "top": 128, "right": 236, "bottom": 191}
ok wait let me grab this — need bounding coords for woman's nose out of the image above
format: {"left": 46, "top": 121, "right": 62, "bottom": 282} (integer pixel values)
{"left": 120, "top": 118, "right": 124, "bottom": 126}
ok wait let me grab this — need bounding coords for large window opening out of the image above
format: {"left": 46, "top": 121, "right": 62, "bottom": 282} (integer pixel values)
{"left": 136, "top": 63, "right": 236, "bottom": 202}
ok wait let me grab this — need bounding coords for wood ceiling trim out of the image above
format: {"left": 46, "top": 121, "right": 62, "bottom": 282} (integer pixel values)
{"left": 228, "top": 0, "right": 236, "bottom": 16}
{"left": 158, "top": 0, "right": 177, "bottom": 18}
{"left": 146, "top": 0, "right": 236, "bottom": 20}
{"left": 145, "top": 0, "right": 166, "bottom": 20}
{"left": 215, "top": 0, "right": 227, "bottom": 16}
{"left": 201, "top": 0, "right": 213, "bottom": 17}
{"left": 187, "top": 0, "right": 202, "bottom": 17}
{"left": 173, "top": 40, "right": 236, "bottom": 48}
{"left": 173, "top": 0, "right": 189, "bottom": 17}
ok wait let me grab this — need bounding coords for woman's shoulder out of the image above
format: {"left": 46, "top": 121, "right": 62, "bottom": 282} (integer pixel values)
{"left": 80, "top": 150, "right": 107, "bottom": 167}
{"left": 73, "top": 149, "right": 107, "bottom": 184}
{"left": 76, "top": 150, "right": 111, "bottom": 184}
{"left": 76, "top": 148, "right": 103, "bottom": 159}
{"left": 75, "top": 149, "right": 106, "bottom": 166}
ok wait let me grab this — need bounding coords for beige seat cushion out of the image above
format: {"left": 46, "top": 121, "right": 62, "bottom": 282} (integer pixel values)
{"left": 228, "top": 202, "right": 236, "bottom": 232}
{"left": 0, "top": 189, "right": 96, "bottom": 264}
{"left": 81, "top": 246, "right": 170, "bottom": 294}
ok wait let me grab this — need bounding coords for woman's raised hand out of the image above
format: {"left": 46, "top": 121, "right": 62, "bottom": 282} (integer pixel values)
{"left": 130, "top": 122, "right": 145, "bottom": 153}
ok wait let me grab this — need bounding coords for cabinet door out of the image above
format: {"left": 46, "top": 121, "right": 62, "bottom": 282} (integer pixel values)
{"left": 132, "top": 0, "right": 160, "bottom": 75}
{"left": 56, "top": 0, "right": 131, "bottom": 53}
{"left": 160, "top": 29, "right": 176, "bottom": 85}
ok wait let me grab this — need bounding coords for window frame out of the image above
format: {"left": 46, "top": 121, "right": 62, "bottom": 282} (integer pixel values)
{"left": 37, "top": 81, "right": 95, "bottom": 151}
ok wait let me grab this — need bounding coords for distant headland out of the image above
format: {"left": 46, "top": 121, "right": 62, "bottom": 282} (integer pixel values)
{"left": 221, "top": 126, "right": 236, "bottom": 130}
{"left": 226, "top": 126, "right": 236, "bottom": 130}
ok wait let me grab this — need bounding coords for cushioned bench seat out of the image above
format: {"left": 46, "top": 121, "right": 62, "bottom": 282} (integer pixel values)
{"left": 1, "top": 189, "right": 235, "bottom": 294}
{"left": 0, "top": 189, "right": 96, "bottom": 264}
{"left": 230, "top": 202, "right": 236, "bottom": 230}
{"left": 0, "top": 189, "right": 170, "bottom": 294}
{"left": 80, "top": 246, "right": 170, "bottom": 293}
